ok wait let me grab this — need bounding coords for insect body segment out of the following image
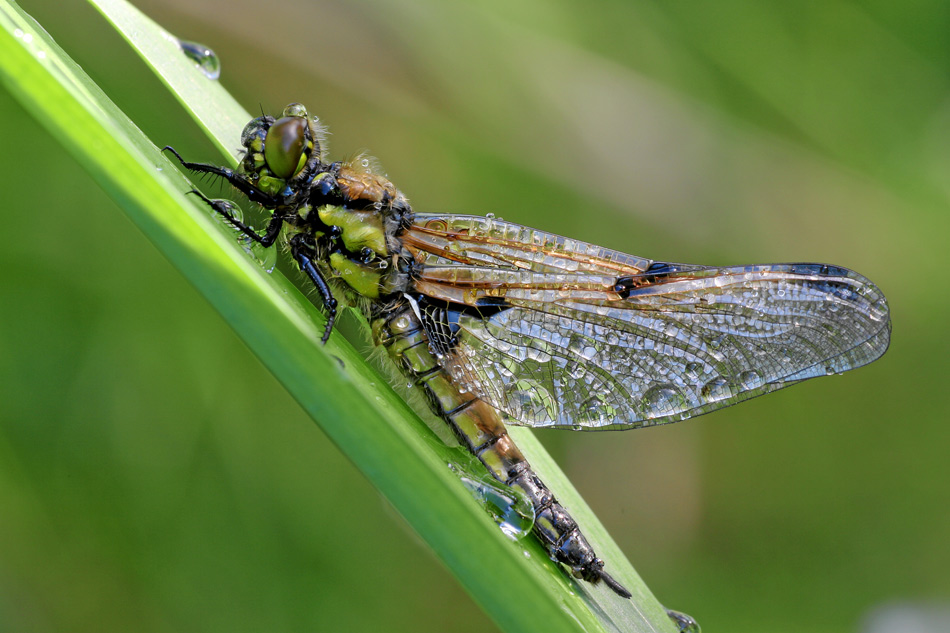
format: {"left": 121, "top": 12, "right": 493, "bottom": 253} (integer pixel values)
{"left": 376, "top": 301, "right": 629, "bottom": 595}
{"left": 166, "top": 103, "right": 891, "bottom": 614}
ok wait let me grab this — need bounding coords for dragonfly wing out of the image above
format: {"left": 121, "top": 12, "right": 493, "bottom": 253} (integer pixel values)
{"left": 404, "top": 214, "right": 891, "bottom": 429}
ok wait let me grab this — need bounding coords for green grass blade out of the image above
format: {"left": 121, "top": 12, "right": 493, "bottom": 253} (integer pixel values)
{"left": 0, "top": 0, "right": 676, "bottom": 630}
{"left": 85, "top": 0, "right": 245, "bottom": 163}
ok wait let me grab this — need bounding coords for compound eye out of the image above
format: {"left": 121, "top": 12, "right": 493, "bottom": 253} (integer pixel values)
{"left": 240, "top": 117, "right": 269, "bottom": 148}
{"left": 264, "top": 116, "right": 308, "bottom": 178}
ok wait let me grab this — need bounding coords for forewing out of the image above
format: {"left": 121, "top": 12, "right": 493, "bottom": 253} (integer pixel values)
{"left": 403, "top": 214, "right": 891, "bottom": 429}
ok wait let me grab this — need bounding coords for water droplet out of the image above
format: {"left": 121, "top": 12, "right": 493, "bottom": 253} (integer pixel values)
{"left": 868, "top": 299, "right": 886, "bottom": 321}
{"left": 211, "top": 200, "right": 244, "bottom": 227}
{"left": 504, "top": 380, "right": 558, "bottom": 420}
{"left": 360, "top": 157, "right": 370, "bottom": 168}
{"left": 485, "top": 212, "right": 495, "bottom": 219}
{"left": 738, "top": 370, "right": 763, "bottom": 391}
{"left": 579, "top": 395, "right": 617, "bottom": 425}
{"left": 702, "top": 377, "right": 733, "bottom": 402}
{"left": 568, "top": 363, "right": 586, "bottom": 380}
{"left": 641, "top": 384, "right": 687, "bottom": 419}
{"left": 524, "top": 345, "right": 551, "bottom": 363}
{"left": 455, "top": 471, "right": 535, "bottom": 540}
{"left": 684, "top": 362, "right": 703, "bottom": 380}
{"left": 178, "top": 39, "right": 221, "bottom": 79}
{"left": 245, "top": 240, "right": 277, "bottom": 273}
{"left": 666, "top": 609, "right": 701, "bottom": 633}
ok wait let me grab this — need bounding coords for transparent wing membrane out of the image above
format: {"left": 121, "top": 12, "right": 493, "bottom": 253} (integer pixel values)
{"left": 405, "top": 214, "right": 891, "bottom": 430}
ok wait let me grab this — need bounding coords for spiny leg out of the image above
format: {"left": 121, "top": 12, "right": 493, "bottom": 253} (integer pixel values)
{"left": 186, "top": 189, "right": 283, "bottom": 246}
{"left": 289, "top": 235, "right": 337, "bottom": 343}
{"left": 162, "top": 146, "right": 280, "bottom": 208}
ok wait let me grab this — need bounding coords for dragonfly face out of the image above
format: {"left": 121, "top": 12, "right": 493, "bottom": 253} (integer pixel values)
{"left": 165, "top": 103, "right": 891, "bottom": 612}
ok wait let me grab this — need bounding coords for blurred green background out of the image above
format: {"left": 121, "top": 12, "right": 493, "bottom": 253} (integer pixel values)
{"left": 2, "top": 0, "right": 948, "bottom": 631}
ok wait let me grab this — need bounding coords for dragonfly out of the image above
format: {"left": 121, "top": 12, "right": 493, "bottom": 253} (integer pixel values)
{"left": 164, "top": 103, "right": 891, "bottom": 622}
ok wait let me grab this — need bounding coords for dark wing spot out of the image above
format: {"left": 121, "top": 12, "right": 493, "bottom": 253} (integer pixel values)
{"left": 417, "top": 297, "right": 511, "bottom": 356}
{"left": 614, "top": 261, "right": 693, "bottom": 299}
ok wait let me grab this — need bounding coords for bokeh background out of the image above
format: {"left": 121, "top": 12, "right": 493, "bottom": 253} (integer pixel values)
{"left": 2, "top": 1, "right": 948, "bottom": 632}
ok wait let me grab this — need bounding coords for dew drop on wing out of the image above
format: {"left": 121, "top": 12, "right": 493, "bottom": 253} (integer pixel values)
{"left": 579, "top": 394, "right": 616, "bottom": 426}
{"left": 702, "top": 377, "right": 733, "bottom": 402}
{"left": 177, "top": 39, "right": 221, "bottom": 80}
{"left": 684, "top": 361, "right": 703, "bottom": 380}
{"left": 738, "top": 370, "right": 763, "bottom": 390}
{"left": 641, "top": 384, "right": 687, "bottom": 419}
{"left": 505, "top": 379, "right": 558, "bottom": 420}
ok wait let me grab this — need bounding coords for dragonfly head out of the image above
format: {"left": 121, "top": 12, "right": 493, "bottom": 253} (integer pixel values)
{"left": 238, "top": 103, "right": 327, "bottom": 199}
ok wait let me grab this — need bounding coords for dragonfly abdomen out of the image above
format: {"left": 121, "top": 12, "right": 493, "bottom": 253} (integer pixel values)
{"left": 374, "top": 299, "right": 631, "bottom": 598}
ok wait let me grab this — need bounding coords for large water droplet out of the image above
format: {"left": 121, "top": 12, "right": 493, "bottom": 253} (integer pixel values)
{"left": 869, "top": 296, "right": 888, "bottom": 321}
{"left": 211, "top": 199, "right": 244, "bottom": 225}
{"left": 450, "top": 465, "right": 535, "bottom": 540}
{"left": 579, "top": 395, "right": 616, "bottom": 425}
{"left": 666, "top": 609, "right": 701, "bottom": 633}
{"left": 641, "top": 384, "right": 687, "bottom": 419}
{"left": 702, "top": 377, "right": 733, "bottom": 402}
{"left": 738, "top": 370, "right": 763, "bottom": 391}
{"left": 178, "top": 39, "right": 221, "bottom": 79}
{"left": 684, "top": 361, "right": 703, "bottom": 380}
{"left": 567, "top": 362, "right": 586, "bottom": 380}
{"left": 505, "top": 380, "right": 558, "bottom": 421}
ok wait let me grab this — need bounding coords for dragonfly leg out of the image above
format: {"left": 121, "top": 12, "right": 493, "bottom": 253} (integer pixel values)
{"left": 162, "top": 146, "right": 281, "bottom": 208}
{"left": 289, "top": 235, "right": 337, "bottom": 343}
{"left": 185, "top": 189, "right": 283, "bottom": 247}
